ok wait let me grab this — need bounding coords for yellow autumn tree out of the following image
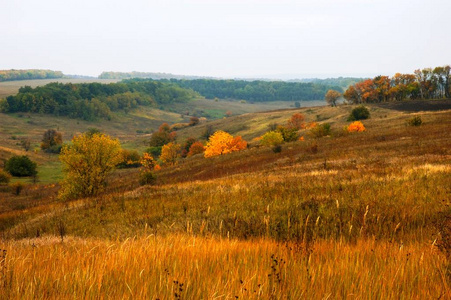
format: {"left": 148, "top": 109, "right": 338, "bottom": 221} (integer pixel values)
{"left": 59, "top": 133, "right": 122, "bottom": 200}
{"left": 160, "top": 142, "right": 181, "bottom": 166}
{"left": 204, "top": 131, "right": 247, "bottom": 158}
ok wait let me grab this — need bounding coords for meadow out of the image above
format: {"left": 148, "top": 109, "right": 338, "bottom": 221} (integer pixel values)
{"left": 0, "top": 98, "right": 450, "bottom": 298}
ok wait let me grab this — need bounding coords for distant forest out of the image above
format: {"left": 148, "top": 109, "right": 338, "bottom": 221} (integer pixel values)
{"left": 164, "top": 79, "right": 342, "bottom": 102}
{"left": 1, "top": 80, "right": 199, "bottom": 120}
{"left": 344, "top": 66, "right": 451, "bottom": 103}
{"left": 293, "top": 77, "right": 365, "bottom": 89}
{"left": 99, "top": 71, "right": 210, "bottom": 80}
{"left": 0, "top": 69, "right": 63, "bottom": 82}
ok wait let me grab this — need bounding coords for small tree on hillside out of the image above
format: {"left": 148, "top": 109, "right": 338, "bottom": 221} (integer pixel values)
{"left": 187, "top": 141, "right": 205, "bottom": 157}
{"left": 160, "top": 142, "right": 181, "bottom": 166}
{"left": 260, "top": 131, "right": 284, "bottom": 147}
{"left": 41, "top": 129, "right": 63, "bottom": 153}
{"left": 204, "top": 131, "right": 247, "bottom": 158}
{"left": 287, "top": 113, "right": 305, "bottom": 130}
{"left": 325, "top": 90, "right": 342, "bottom": 107}
{"left": 59, "top": 133, "right": 122, "bottom": 200}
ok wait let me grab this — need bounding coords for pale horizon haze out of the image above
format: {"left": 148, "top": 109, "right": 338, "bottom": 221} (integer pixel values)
{"left": 1, "top": 0, "right": 450, "bottom": 79}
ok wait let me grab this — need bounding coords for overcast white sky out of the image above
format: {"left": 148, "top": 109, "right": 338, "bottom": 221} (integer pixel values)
{"left": 1, "top": 0, "right": 450, "bottom": 79}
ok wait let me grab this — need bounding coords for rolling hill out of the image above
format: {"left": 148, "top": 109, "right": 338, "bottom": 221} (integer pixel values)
{"left": 0, "top": 90, "right": 450, "bottom": 298}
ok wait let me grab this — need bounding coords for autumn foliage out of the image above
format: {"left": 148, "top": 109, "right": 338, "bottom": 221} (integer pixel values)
{"left": 187, "top": 141, "right": 205, "bottom": 157}
{"left": 204, "top": 131, "right": 247, "bottom": 157}
{"left": 325, "top": 90, "right": 341, "bottom": 106}
{"left": 59, "top": 133, "right": 122, "bottom": 199}
{"left": 260, "top": 131, "right": 284, "bottom": 147}
{"left": 347, "top": 121, "right": 366, "bottom": 132}
{"left": 160, "top": 142, "right": 181, "bottom": 166}
{"left": 287, "top": 113, "right": 305, "bottom": 130}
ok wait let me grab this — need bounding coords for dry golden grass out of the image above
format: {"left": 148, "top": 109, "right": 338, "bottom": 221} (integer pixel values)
{"left": 0, "top": 235, "right": 448, "bottom": 299}
{"left": 0, "top": 101, "right": 450, "bottom": 298}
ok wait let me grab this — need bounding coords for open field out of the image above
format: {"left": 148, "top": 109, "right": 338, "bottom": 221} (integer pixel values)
{"left": 0, "top": 100, "right": 450, "bottom": 298}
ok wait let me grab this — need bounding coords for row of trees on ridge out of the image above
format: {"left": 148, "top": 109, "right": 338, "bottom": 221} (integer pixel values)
{"left": 343, "top": 66, "right": 450, "bottom": 104}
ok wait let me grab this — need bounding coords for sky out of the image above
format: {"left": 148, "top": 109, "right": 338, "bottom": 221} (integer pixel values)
{"left": 1, "top": 0, "right": 450, "bottom": 79}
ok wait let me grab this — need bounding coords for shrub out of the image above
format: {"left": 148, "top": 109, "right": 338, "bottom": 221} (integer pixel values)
{"left": 272, "top": 145, "right": 282, "bottom": 153}
{"left": 41, "top": 129, "right": 63, "bottom": 152}
{"left": 260, "top": 131, "right": 284, "bottom": 147}
{"left": 145, "top": 146, "right": 162, "bottom": 159}
{"left": 348, "top": 105, "right": 370, "bottom": 121}
{"left": 0, "top": 169, "right": 11, "bottom": 184}
{"left": 310, "top": 123, "right": 331, "bottom": 138}
{"left": 287, "top": 113, "right": 305, "bottom": 130}
{"left": 45, "top": 144, "right": 63, "bottom": 154}
{"left": 139, "top": 172, "right": 157, "bottom": 186}
{"left": 347, "top": 121, "right": 366, "bottom": 132}
{"left": 181, "top": 137, "right": 197, "bottom": 158}
{"left": 189, "top": 116, "right": 200, "bottom": 126}
{"left": 407, "top": 116, "right": 423, "bottom": 126}
{"left": 187, "top": 142, "right": 205, "bottom": 157}
{"left": 277, "top": 126, "right": 299, "bottom": 142}
{"left": 5, "top": 155, "right": 37, "bottom": 177}
{"left": 117, "top": 149, "right": 141, "bottom": 168}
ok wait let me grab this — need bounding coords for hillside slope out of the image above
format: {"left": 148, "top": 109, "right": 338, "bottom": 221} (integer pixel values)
{"left": 0, "top": 101, "right": 450, "bottom": 298}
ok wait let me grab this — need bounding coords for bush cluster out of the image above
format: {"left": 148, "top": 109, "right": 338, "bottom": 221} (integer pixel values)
{"left": 4, "top": 156, "right": 37, "bottom": 177}
{"left": 348, "top": 106, "right": 370, "bottom": 121}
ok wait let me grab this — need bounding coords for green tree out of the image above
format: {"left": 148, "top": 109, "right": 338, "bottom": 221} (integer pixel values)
{"left": 59, "top": 133, "right": 122, "bottom": 200}
{"left": 4, "top": 155, "right": 37, "bottom": 177}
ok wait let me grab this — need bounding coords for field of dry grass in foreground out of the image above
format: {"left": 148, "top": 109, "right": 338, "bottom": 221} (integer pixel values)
{"left": 0, "top": 235, "right": 449, "bottom": 299}
{"left": 0, "top": 102, "right": 450, "bottom": 299}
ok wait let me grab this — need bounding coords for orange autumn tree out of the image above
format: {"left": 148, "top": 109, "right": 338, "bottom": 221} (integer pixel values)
{"left": 347, "top": 121, "right": 366, "bottom": 132}
{"left": 187, "top": 141, "right": 205, "bottom": 157}
{"left": 287, "top": 113, "right": 305, "bottom": 130}
{"left": 204, "top": 131, "right": 247, "bottom": 158}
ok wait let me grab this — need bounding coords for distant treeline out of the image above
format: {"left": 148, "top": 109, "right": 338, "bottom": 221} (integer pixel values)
{"left": 1, "top": 80, "right": 198, "bottom": 120}
{"left": 0, "top": 69, "right": 63, "bottom": 82}
{"left": 292, "top": 77, "right": 365, "bottom": 90}
{"left": 344, "top": 66, "right": 451, "bottom": 104}
{"left": 99, "top": 71, "right": 211, "bottom": 80}
{"left": 163, "top": 79, "right": 341, "bottom": 102}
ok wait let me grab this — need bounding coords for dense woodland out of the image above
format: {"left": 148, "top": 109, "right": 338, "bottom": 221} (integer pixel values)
{"left": 0, "top": 69, "right": 63, "bottom": 82}
{"left": 344, "top": 66, "right": 451, "bottom": 103}
{"left": 164, "top": 79, "right": 341, "bottom": 101}
{"left": 0, "top": 80, "right": 198, "bottom": 120}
